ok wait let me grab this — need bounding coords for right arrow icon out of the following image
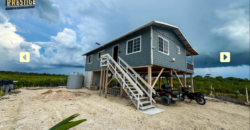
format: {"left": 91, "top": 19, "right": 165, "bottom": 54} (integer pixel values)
{"left": 220, "top": 52, "right": 230, "bottom": 62}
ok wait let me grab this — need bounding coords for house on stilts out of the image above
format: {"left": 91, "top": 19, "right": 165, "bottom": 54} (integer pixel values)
{"left": 82, "top": 20, "right": 199, "bottom": 111}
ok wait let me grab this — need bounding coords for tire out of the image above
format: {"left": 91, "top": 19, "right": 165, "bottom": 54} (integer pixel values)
{"left": 161, "top": 96, "right": 171, "bottom": 106}
{"left": 196, "top": 96, "right": 206, "bottom": 105}
{"left": 171, "top": 100, "right": 177, "bottom": 104}
{"left": 180, "top": 95, "right": 185, "bottom": 101}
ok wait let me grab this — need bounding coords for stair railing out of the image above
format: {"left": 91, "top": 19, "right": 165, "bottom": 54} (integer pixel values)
{"left": 100, "top": 54, "right": 144, "bottom": 98}
{"left": 118, "top": 57, "right": 156, "bottom": 104}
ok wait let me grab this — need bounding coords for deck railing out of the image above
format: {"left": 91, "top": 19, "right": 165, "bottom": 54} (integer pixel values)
{"left": 187, "top": 62, "right": 194, "bottom": 71}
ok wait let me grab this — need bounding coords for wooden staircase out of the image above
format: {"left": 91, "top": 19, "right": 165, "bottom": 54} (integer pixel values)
{"left": 101, "top": 54, "right": 156, "bottom": 110}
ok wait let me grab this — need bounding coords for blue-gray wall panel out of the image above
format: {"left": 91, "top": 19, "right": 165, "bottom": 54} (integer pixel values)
{"left": 152, "top": 25, "right": 187, "bottom": 72}
{"left": 85, "top": 27, "right": 151, "bottom": 71}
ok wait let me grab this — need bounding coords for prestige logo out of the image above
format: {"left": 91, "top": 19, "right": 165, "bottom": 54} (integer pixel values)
{"left": 6, "top": 0, "right": 35, "bottom": 10}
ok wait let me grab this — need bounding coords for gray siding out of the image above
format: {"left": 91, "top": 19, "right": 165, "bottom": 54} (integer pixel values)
{"left": 152, "top": 25, "right": 187, "bottom": 72}
{"left": 85, "top": 27, "right": 151, "bottom": 71}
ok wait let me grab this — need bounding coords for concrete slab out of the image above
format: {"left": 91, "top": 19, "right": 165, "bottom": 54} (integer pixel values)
{"left": 137, "top": 108, "right": 165, "bottom": 115}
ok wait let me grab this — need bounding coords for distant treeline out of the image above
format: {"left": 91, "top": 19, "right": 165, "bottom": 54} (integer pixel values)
{"left": 0, "top": 71, "right": 249, "bottom": 100}
{"left": 153, "top": 75, "right": 250, "bottom": 97}
{"left": 0, "top": 71, "right": 69, "bottom": 89}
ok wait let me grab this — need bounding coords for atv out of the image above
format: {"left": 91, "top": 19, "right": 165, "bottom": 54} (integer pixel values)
{"left": 152, "top": 84, "right": 184, "bottom": 106}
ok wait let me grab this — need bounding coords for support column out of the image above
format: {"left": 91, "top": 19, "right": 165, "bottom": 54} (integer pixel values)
{"left": 148, "top": 67, "right": 152, "bottom": 87}
{"left": 183, "top": 72, "right": 186, "bottom": 87}
{"left": 169, "top": 70, "right": 173, "bottom": 88}
{"left": 99, "top": 67, "right": 103, "bottom": 96}
{"left": 148, "top": 67, "right": 152, "bottom": 99}
{"left": 159, "top": 77, "right": 161, "bottom": 89}
{"left": 143, "top": 72, "right": 146, "bottom": 88}
{"left": 166, "top": 77, "right": 169, "bottom": 84}
{"left": 191, "top": 55, "right": 194, "bottom": 65}
{"left": 120, "top": 74, "right": 123, "bottom": 97}
{"left": 105, "top": 67, "right": 109, "bottom": 98}
{"left": 101, "top": 69, "right": 106, "bottom": 95}
{"left": 190, "top": 74, "right": 194, "bottom": 92}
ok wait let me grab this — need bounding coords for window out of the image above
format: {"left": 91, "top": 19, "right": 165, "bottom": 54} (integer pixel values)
{"left": 158, "top": 36, "right": 169, "bottom": 55}
{"left": 88, "top": 55, "right": 93, "bottom": 64}
{"left": 177, "top": 46, "right": 180, "bottom": 54}
{"left": 97, "top": 50, "right": 105, "bottom": 60}
{"left": 126, "top": 36, "right": 141, "bottom": 55}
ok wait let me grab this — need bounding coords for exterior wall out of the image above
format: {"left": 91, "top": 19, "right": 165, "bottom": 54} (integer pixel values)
{"left": 84, "top": 71, "right": 92, "bottom": 88}
{"left": 85, "top": 27, "right": 151, "bottom": 71}
{"left": 84, "top": 71, "right": 101, "bottom": 88}
{"left": 152, "top": 25, "right": 187, "bottom": 72}
{"left": 93, "top": 71, "right": 101, "bottom": 85}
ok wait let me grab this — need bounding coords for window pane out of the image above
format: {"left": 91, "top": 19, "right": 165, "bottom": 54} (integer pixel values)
{"left": 88, "top": 56, "right": 91, "bottom": 63}
{"left": 98, "top": 52, "right": 101, "bottom": 59}
{"left": 159, "top": 37, "right": 163, "bottom": 52}
{"left": 177, "top": 46, "right": 180, "bottom": 54}
{"left": 128, "top": 40, "right": 133, "bottom": 54}
{"left": 133, "top": 38, "right": 140, "bottom": 52}
{"left": 164, "top": 40, "right": 168, "bottom": 54}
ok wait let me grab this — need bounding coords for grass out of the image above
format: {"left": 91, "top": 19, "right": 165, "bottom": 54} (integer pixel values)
{"left": 0, "top": 90, "right": 4, "bottom": 98}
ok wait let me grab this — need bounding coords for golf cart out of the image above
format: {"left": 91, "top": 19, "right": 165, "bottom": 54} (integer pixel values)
{"left": 152, "top": 84, "right": 184, "bottom": 106}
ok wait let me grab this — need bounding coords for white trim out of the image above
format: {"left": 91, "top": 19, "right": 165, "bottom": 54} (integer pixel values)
{"left": 87, "top": 54, "right": 93, "bottom": 64}
{"left": 150, "top": 26, "right": 153, "bottom": 64}
{"left": 158, "top": 35, "right": 170, "bottom": 55}
{"left": 126, "top": 35, "right": 142, "bottom": 55}
{"left": 176, "top": 46, "right": 180, "bottom": 55}
{"left": 112, "top": 44, "right": 119, "bottom": 60}
{"left": 97, "top": 50, "right": 105, "bottom": 60}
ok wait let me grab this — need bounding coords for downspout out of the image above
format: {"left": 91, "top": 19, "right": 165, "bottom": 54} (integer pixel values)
{"left": 150, "top": 25, "right": 153, "bottom": 65}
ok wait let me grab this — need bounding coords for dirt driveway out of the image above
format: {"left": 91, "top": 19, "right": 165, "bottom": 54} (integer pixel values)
{"left": 0, "top": 87, "right": 249, "bottom": 130}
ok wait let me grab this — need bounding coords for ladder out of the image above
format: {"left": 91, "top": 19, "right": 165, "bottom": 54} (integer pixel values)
{"left": 101, "top": 54, "right": 156, "bottom": 110}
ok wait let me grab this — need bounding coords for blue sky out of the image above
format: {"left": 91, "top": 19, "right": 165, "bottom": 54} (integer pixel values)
{"left": 0, "top": 0, "right": 249, "bottom": 79}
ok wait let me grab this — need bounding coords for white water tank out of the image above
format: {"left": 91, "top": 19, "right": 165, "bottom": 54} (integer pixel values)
{"left": 66, "top": 72, "right": 83, "bottom": 89}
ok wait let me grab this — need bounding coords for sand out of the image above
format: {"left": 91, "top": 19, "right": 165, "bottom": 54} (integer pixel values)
{"left": 0, "top": 87, "right": 249, "bottom": 130}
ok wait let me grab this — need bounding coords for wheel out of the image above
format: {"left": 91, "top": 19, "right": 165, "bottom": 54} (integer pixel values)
{"left": 196, "top": 96, "right": 206, "bottom": 105}
{"left": 180, "top": 95, "right": 185, "bottom": 101}
{"left": 161, "top": 96, "right": 171, "bottom": 106}
{"left": 171, "top": 100, "right": 177, "bottom": 104}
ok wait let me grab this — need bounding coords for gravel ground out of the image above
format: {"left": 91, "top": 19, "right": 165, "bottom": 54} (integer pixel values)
{"left": 0, "top": 87, "right": 249, "bottom": 130}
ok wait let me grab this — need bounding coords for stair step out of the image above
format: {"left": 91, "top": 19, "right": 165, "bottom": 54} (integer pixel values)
{"left": 138, "top": 97, "right": 148, "bottom": 100}
{"left": 139, "top": 105, "right": 155, "bottom": 110}
{"left": 127, "top": 87, "right": 136, "bottom": 90}
{"left": 141, "top": 101, "right": 151, "bottom": 104}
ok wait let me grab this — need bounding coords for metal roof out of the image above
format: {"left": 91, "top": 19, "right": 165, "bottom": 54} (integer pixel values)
{"left": 82, "top": 20, "right": 199, "bottom": 56}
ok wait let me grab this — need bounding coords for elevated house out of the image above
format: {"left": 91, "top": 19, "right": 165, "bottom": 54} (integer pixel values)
{"left": 82, "top": 20, "right": 199, "bottom": 111}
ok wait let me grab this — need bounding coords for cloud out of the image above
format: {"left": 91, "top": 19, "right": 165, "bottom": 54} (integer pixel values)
{"left": 193, "top": 4, "right": 249, "bottom": 68}
{"left": 34, "top": 0, "right": 61, "bottom": 24}
{"left": 0, "top": 20, "right": 86, "bottom": 71}
{"left": 77, "top": 17, "right": 106, "bottom": 46}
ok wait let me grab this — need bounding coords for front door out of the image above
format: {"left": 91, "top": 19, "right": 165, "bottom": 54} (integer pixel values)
{"left": 113, "top": 45, "right": 119, "bottom": 62}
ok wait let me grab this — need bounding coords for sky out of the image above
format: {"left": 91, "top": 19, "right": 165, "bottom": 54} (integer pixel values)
{"left": 0, "top": 0, "right": 249, "bottom": 79}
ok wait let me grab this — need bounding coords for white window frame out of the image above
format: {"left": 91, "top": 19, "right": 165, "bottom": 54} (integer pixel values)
{"left": 97, "top": 50, "right": 105, "bottom": 60}
{"left": 158, "top": 35, "right": 169, "bottom": 55}
{"left": 176, "top": 46, "right": 180, "bottom": 55}
{"left": 87, "top": 55, "right": 93, "bottom": 64}
{"left": 126, "top": 36, "right": 142, "bottom": 55}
